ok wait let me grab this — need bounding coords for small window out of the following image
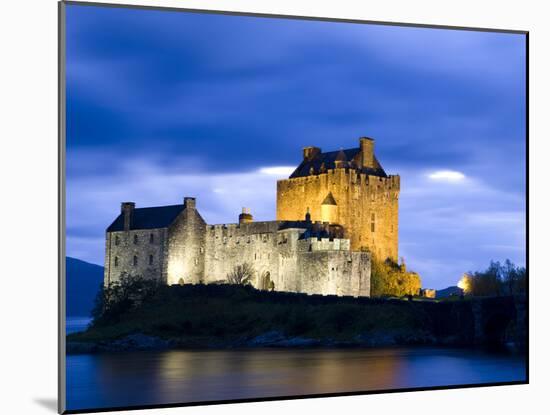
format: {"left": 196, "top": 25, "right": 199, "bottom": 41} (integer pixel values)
{"left": 149, "top": 255, "right": 153, "bottom": 265}
{"left": 133, "top": 234, "right": 138, "bottom": 245}
{"left": 133, "top": 255, "right": 138, "bottom": 266}
{"left": 149, "top": 234, "right": 154, "bottom": 244}
{"left": 115, "top": 235, "right": 120, "bottom": 246}
{"left": 114, "top": 256, "right": 119, "bottom": 267}
{"left": 371, "top": 213, "right": 376, "bottom": 233}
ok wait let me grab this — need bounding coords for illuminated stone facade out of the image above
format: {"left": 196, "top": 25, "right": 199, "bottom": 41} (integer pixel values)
{"left": 104, "top": 201, "right": 370, "bottom": 297}
{"left": 277, "top": 137, "right": 400, "bottom": 261}
{"left": 104, "top": 136, "right": 398, "bottom": 297}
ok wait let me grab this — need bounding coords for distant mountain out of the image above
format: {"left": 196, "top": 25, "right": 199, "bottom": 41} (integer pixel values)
{"left": 66, "top": 257, "right": 104, "bottom": 317}
{"left": 436, "top": 286, "right": 464, "bottom": 298}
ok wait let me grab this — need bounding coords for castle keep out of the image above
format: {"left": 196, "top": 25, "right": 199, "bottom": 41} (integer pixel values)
{"left": 277, "top": 137, "right": 399, "bottom": 261}
{"left": 104, "top": 137, "right": 399, "bottom": 297}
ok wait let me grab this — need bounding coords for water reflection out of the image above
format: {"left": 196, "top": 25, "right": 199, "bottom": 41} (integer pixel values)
{"left": 66, "top": 348, "right": 526, "bottom": 411}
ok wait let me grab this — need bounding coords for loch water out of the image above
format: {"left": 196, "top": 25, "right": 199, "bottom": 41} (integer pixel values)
{"left": 66, "top": 346, "right": 526, "bottom": 411}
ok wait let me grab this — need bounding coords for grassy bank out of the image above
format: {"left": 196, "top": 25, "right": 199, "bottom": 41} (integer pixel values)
{"left": 67, "top": 284, "right": 524, "bottom": 352}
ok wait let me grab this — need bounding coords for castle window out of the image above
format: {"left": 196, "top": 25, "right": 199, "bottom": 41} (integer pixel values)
{"left": 149, "top": 234, "right": 154, "bottom": 244}
{"left": 133, "top": 234, "right": 138, "bottom": 245}
{"left": 194, "top": 258, "right": 198, "bottom": 265}
{"left": 114, "top": 256, "right": 119, "bottom": 267}
{"left": 133, "top": 255, "right": 138, "bottom": 266}
{"left": 371, "top": 213, "right": 376, "bottom": 233}
{"left": 200, "top": 246, "right": 204, "bottom": 254}
{"left": 115, "top": 235, "right": 120, "bottom": 246}
{"left": 149, "top": 255, "right": 153, "bottom": 265}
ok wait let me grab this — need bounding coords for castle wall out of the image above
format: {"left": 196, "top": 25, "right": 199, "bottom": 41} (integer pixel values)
{"left": 276, "top": 168, "right": 399, "bottom": 261}
{"left": 165, "top": 204, "right": 206, "bottom": 285}
{"left": 203, "top": 221, "right": 281, "bottom": 287}
{"left": 104, "top": 228, "right": 167, "bottom": 285}
{"left": 202, "top": 222, "right": 371, "bottom": 297}
{"left": 105, "top": 216, "right": 372, "bottom": 297}
{"left": 294, "top": 238, "right": 371, "bottom": 297}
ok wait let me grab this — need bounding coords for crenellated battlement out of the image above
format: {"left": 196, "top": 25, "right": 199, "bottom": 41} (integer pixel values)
{"left": 278, "top": 169, "right": 399, "bottom": 191}
{"left": 299, "top": 237, "right": 351, "bottom": 252}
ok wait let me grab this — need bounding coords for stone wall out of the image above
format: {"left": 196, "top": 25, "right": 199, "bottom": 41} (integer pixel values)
{"left": 202, "top": 221, "right": 371, "bottom": 297}
{"left": 276, "top": 168, "right": 399, "bottom": 261}
{"left": 165, "top": 200, "right": 206, "bottom": 285}
{"left": 203, "top": 221, "right": 281, "bottom": 287}
{"left": 104, "top": 228, "right": 168, "bottom": 285}
{"left": 294, "top": 239, "right": 370, "bottom": 297}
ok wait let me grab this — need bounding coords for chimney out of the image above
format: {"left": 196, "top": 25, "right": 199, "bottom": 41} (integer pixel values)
{"left": 184, "top": 197, "right": 196, "bottom": 210}
{"left": 303, "top": 146, "right": 321, "bottom": 161}
{"left": 360, "top": 137, "right": 375, "bottom": 168}
{"left": 239, "top": 207, "right": 253, "bottom": 224}
{"left": 121, "top": 202, "right": 135, "bottom": 231}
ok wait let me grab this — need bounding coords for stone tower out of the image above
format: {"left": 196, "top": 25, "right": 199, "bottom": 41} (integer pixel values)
{"left": 276, "top": 137, "right": 400, "bottom": 261}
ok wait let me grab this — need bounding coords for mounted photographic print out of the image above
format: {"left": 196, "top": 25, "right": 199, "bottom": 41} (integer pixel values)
{"left": 59, "top": 1, "right": 528, "bottom": 413}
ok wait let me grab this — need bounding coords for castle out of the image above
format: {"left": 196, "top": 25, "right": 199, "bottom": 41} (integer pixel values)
{"left": 104, "top": 137, "right": 400, "bottom": 297}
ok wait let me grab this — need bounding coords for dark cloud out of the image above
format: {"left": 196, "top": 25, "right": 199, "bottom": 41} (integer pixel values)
{"left": 65, "top": 4, "right": 526, "bottom": 288}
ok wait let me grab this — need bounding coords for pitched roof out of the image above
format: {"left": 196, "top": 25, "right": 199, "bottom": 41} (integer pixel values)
{"left": 322, "top": 192, "right": 337, "bottom": 205}
{"left": 289, "top": 147, "right": 387, "bottom": 178}
{"left": 107, "top": 204, "right": 185, "bottom": 232}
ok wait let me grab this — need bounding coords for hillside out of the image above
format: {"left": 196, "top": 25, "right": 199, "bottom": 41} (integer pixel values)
{"left": 66, "top": 257, "right": 104, "bottom": 317}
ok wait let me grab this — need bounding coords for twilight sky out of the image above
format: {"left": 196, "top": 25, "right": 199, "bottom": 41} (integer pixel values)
{"left": 65, "top": 4, "right": 526, "bottom": 289}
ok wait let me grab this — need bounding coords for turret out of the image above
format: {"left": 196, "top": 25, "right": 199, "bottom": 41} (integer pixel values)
{"left": 321, "top": 192, "right": 338, "bottom": 224}
{"left": 334, "top": 149, "right": 347, "bottom": 169}
{"left": 239, "top": 207, "right": 253, "bottom": 224}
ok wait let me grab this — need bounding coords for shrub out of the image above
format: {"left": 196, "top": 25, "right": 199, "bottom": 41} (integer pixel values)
{"left": 91, "top": 272, "right": 161, "bottom": 325}
{"left": 227, "top": 263, "right": 255, "bottom": 285}
{"left": 370, "top": 258, "right": 422, "bottom": 297}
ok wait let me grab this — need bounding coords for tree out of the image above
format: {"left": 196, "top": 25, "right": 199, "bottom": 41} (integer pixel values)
{"left": 461, "top": 260, "right": 526, "bottom": 297}
{"left": 370, "top": 258, "right": 421, "bottom": 297}
{"left": 91, "top": 272, "right": 161, "bottom": 325}
{"left": 227, "top": 263, "right": 255, "bottom": 285}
